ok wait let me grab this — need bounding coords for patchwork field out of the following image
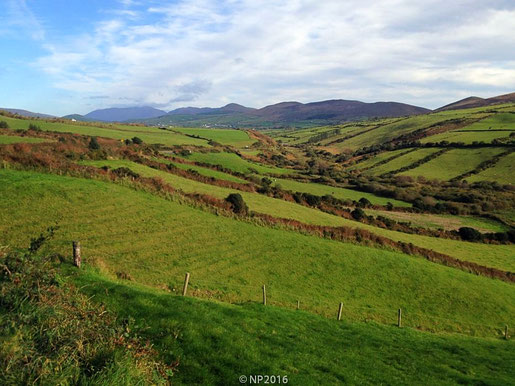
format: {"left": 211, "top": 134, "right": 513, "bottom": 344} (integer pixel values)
{"left": 184, "top": 151, "right": 296, "bottom": 175}
{"left": 366, "top": 148, "right": 441, "bottom": 175}
{"left": 1, "top": 169, "right": 513, "bottom": 337}
{"left": 78, "top": 160, "right": 515, "bottom": 271}
{"left": 173, "top": 127, "right": 256, "bottom": 147}
{"left": 399, "top": 148, "right": 506, "bottom": 180}
{"left": 467, "top": 152, "right": 515, "bottom": 185}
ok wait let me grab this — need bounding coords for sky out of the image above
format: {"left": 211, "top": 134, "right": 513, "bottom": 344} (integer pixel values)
{"left": 0, "top": 0, "right": 514, "bottom": 116}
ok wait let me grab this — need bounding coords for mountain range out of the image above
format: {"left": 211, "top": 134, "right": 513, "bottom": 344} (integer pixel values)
{"left": 4, "top": 92, "right": 514, "bottom": 128}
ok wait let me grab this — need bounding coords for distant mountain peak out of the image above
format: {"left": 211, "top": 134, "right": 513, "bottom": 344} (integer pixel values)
{"left": 84, "top": 106, "right": 167, "bottom": 122}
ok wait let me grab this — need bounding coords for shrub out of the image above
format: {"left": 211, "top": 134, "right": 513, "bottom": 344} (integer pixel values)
{"left": 225, "top": 193, "right": 248, "bottom": 215}
{"left": 88, "top": 137, "right": 100, "bottom": 150}
{"left": 124, "top": 138, "right": 133, "bottom": 145}
{"left": 458, "top": 227, "right": 482, "bottom": 242}
{"left": 0, "top": 120, "right": 8, "bottom": 129}
{"left": 28, "top": 123, "right": 41, "bottom": 131}
{"left": 351, "top": 208, "right": 365, "bottom": 221}
{"left": 132, "top": 137, "right": 143, "bottom": 145}
{"left": 358, "top": 197, "right": 371, "bottom": 208}
{"left": 112, "top": 167, "right": 139, "bottom": 179}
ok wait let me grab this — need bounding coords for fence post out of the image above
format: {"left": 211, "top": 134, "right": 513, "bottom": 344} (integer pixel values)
{"left": 297, "top": 300, "right": 300, "bottom": 310}
{"left": 182, "top": 273, "right": 190, "bottom": 296}
{"left": 337, "top": 302, "right": 343, "bottom": 321}
{"left": 505, "top": 325, "right": 509, "bottom": 340}
{"left": 262, "top": 285, "right": 267, "bottom": 305}
{"left": 72, "top": 241, "right": 81, "bottom": 268}
{"left": 398, "top": 308, "right": 402, "bottom": 327}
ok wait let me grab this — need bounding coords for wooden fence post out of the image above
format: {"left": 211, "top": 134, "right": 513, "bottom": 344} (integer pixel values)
{"left": 398, "top": 308, "right": 402, "bottom": 327}
{"left": 182, "top": 273, "right": 190, "bottom": 296}
{"left": 297, "top": 300, "right": 300, "bottom": 310}
{"left": 505, "top": 325, "right": 509, "bottom": 340}
{"left": 72, "top": 241, "right": 81, "bottom": 268}
{"left": 337, "top": 302, "right": 343, "bottom": 321}
{"left": 262, "top": 285, "right": 267, "bottom": 305}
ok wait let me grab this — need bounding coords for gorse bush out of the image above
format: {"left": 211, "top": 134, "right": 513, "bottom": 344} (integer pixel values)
{"left": 225, "top": 193, "right": 248, "bottom": 215}
{"left": 0, "top": 228, "right": 171, "bottom": 385}
{"left": 0, "top": 121, "right": 8, "bottom": 129}
{"left": 132, "top": 136, "right": 143, "bottom": 145}
{"left": 88, "top": 136, "right": 100, "bottom": 150}
{"left": 28, "top": 123, "right": 41, "bottom": 131}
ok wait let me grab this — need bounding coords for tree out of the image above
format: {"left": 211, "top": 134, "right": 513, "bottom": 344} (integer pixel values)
{"left": 88, "top": 137, "right": 100, "bottom": 150}
{"left": 225, "top": 193, "right": 248, "bottom": 215}
{"left": 351, "top": 208, "right": 365, "bottom": 221}
{"left": 458, "top": 227, "right": 482, "bottom": 242}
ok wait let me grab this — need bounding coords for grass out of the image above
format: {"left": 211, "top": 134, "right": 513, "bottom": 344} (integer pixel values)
{"left": 173, "top": 127, "right": 256, "bottom": 147}
{"left": 457, "top": 112, "right": 515, "bottom": 131}
{"left": 72, "top": 268, "right": 515, "bottom": 385}
{"left": 153, "top": 158, "right": 249, "bottom": 184}
{"left": 467, "top": 152, "right": 515, "bottom": 185}
{"left": 365, "top": 209, "right": 508, "bottom": 233}
{"left": 0, "top": 134, "right": 50, "bottom": 144}
{"left": 344, "top": 149, "right": 410, "bottom": 171}
{"left": 420, "top": 130, "right": 512, "bottom": 144}
{"left": 185, "top": 151, "right": 295, "bottom": 175}
{"left": 0, "top": 115, "right": 209, "bottom": 146}
{"left": 399, "top": 148, "right": 507, "bottom": 181}
{"left": 1, "top": 168, "right": 514, "bottom": 338}
{"left": 76, "top": 160, "right": 515, "bottom": 271}
{"left": 272, "top": 177, "right": 411, "bottom": 207}
{"left": 367, "top": 148, "right": 442, "bottom": 175}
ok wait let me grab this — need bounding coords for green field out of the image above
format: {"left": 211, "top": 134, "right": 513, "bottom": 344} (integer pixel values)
{"left": 420, "top": 130, "right": 512, "bottom": 144}
{"left": 72, "top": 268, "right": 515, "bottom": 385}
{"left": 0, "top": 134, "right": 50, "bottom": 144}
{"left": 155, "top": 158, "right": 249, "bottom": 184}
{"left": 173, "top": 127, "right": 256, "bottom": 147}
{"left": 400, "top": 148, "right": 506, "bottom": 180}
{"left": 366, "top": 209, "right": 508, "bottom": 233}
{"left": 459, "top": 112, "right": 515, "bottom": 131}
{"left": 368, "top": 148, "right": 441, "bottom": 175}
{"left": 0, "top": 115, "right": 210, "bottom": 146}
{"left": 1, "top": 169, "right": 514, "bottom": 337}
{"left": 467, "top": 152, "right": 515, "bottom": 185}
{"left": 185, "top": 151, "right": 295, "bottom": 175}
{"left": 79, "top": 160, "right": 515, "bottom": 271}
{"left": 344, "top": 149, "right": 410, "bottom": 171}
{"left": 272, "top": 177, "right": 411, "bottom": 207}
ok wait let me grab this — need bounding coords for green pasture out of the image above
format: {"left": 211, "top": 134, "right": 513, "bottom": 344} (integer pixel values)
{"left": 0, "top": 115, "right": 209, "bottom": 146}
{"left": 185, "top": 151, "right": 295, "bottom": 175}
{"left": 173, "top": 127, "right": 256, "bottom": 147}
{"left": 72, "top": 269, "right": 515, "bottom": 385}
{"left": 467, "top": 152, "right": 515, "bottom": 185}
{"left": 1, "top": 169, "right": 513, "bottom": 337}
{"left": 272, "top": 177, "right": 411, "bottom": 207}
{"left": 400, "top": 148, "right": 507, "bottom": 181}
{"left": 78, "top": 160, "right": 515, "bottom": 271}
{"left": 0, "top": 134, "right": 50, "bottom": 144}
{"left": 368, "top": 148, "right": 441, "bottom": 175}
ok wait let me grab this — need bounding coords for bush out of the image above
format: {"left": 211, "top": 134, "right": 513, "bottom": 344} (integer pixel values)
{"left": 458, "top": 227, "right": 482, "bottom": 242}
{"left": 0, "top": 120, "right": 8, "bottom": 129}
{"left": 28, "top": 123, "right": 41, "bottom": 131}
{"left": 351, "top": 208, "right": 365, "bottom": 221}
{"left": 358, "top": 197, "right": 371, "bottom": 208}
{"left": 132, "top": 137, "right": 143, "bottom": 145}
{"left": 112, "top": 167, "right": 139, "bottom": 179}
{"left": 88, "top": 137, "right": 100, "bottom": 150}
{"left": 225, "top": 193, "right": 248, "bottom": 215}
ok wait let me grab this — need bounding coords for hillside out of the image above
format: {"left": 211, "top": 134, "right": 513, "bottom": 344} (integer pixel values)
{"left": 84, "top": 106, "right": 168, "bottom": 122}
{"left": 140, "top": 99, "right": 430, "bottom": 128}
{"left": 437, "top": 92, "right": 515, "bottom": 111}
{"left": 0, "top": 104, "right": 514, "bottom": 384}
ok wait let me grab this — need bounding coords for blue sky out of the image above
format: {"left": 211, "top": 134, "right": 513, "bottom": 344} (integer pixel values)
{"left": 1, "top": 0, "right": 514, "bottom": 116}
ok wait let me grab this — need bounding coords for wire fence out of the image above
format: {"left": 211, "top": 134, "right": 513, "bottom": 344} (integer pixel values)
{"left": 172, "top": 272, "right": 512, "bottom": 339}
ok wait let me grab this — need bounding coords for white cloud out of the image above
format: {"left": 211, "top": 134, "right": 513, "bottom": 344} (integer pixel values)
{"left": 33, "top": 0, "right": 515, "bottom": 112}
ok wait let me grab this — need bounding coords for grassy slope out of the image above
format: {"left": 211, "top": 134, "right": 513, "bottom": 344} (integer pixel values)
{"left": 367, "top": 148, "right": 442, "bottom": 175}
{"left": 0, "top": 134, "right": 50, "bottom": 144}
{"left": 79, "top": 160, "right": 515, "bottom": 271}
{"left": 345, "top": 149, "right": 409, "bottom": 171}
{"left": 0, "top": 115, "right": 209, "bottom": 146}
{"left": 72, "top": 269, "right": 515, "bottom": 385}
{"left": 467, "top": 152, "right": 515, "bottom": 185}
{"left": 400, "top": 148, "right": 506, "bottom": 180}
{"left": 459, "top": 112, "right": 515, "bottom": 131}
{"left": 173, "top": 127, "right": 256, "bottom": 147}
{"left": 420, "top": 130, "right": 512, "bottom": 144}
{"left": 155, "top": 158, "right": 249, "bottom": 184}
{"left": 185, "top": 152, "right": 295, "bottom": 175}
{"left": 272, "top": 177, "right": 411, "bottom": 207}
{"left": 1, "top": 169, "right": 514, "bottom": 337}
{"left": 365, "top": 208, "right": 508, "bottom": 233}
